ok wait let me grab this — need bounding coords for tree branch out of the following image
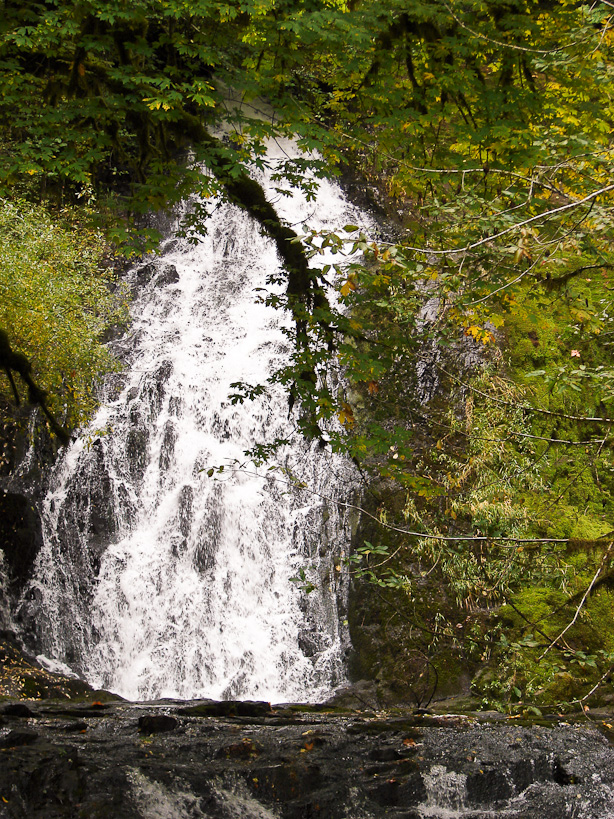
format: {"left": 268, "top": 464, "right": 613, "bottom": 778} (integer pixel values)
{"left": 401, "top": 184, "right": 614, "bottom": 257}
{"left": 537, "top": 541, "right": 614, "bottom": 661}
{"left": 438, "top": 365, "right": 614, "bottom": 425}
{"left": 211, "top": 462, "right": 570, "bottom": 544}
{"left": 0, "top": 330, "right": 70, "bottom": 445}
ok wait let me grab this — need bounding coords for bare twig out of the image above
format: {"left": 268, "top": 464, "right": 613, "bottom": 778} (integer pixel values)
{"left": 464, "top": 251, "right": 545, "bottom": 306}
{"left": 213, "top": 464, "right": 570, "bottom": 544}
{"left": 537, "top": 542, "right": 614, "bottom": 661}
{"left": 571, "top": 664, "right": 614, "bottom": 708}
{"left": 443, "top": 0, "right": 597, "bottom": 55}
{"left": 438, "top": 365, "right": 614, "bottom": 425}
{"left": 401, "top": 184, "right": 614, "bottom": 257}
{"left": 506, "top": 600, "right": 573, "bottom": 652}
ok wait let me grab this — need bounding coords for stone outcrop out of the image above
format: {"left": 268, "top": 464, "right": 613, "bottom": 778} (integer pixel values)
{"left": 0, "top": 492, "right": 42, "bottom": 591}
{"left": 0, "top": 633, "right": 107, "bottom": 701}
{"left": 1, "top": 684, "right": 614, "bottom": 818}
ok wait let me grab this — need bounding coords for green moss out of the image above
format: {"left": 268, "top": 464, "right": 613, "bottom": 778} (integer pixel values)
{"left": 429, "top": 654, "right": 473, "bottom": 700}
{"left": 507, "top": 586, "right": 567, "bottom": 625}
{"left": 472, "top": 561, "right": 614, "bottom": 709}
{"left": 346, "top": 265, "right": 614, "bottom": 714}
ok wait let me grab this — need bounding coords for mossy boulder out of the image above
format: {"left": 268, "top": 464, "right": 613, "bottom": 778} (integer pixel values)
{"left": 0, "top": 631, "right": 117, "bottom": 702}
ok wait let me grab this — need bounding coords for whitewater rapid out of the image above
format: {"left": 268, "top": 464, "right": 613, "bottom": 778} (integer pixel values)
{"left": 26, "top": 139, "right": 366, "bottom": 702}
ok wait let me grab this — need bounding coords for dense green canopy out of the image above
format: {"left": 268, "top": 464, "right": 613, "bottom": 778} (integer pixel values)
{"left": 3, "top": 0, "right": 614, "bottom": 488}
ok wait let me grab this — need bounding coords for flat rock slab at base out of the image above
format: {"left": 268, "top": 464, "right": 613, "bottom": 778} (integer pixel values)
{"left": 0, "top": 633, "right": 107, "bottom": 701}
{"left": 1, "top": 701, "right": 614, "bottom": 818}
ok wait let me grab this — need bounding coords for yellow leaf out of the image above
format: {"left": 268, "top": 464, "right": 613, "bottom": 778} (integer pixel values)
{"left": 338, "top": 402, "right": 355, "bottom": 429}
{"left": 340, "top": 274, "right": 357, "bottom": 297}
{"left": 487, "top": 314, "right": 505, "bottom": 329}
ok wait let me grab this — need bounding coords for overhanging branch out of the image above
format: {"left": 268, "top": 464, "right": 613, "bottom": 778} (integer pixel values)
{"left": 0, "top": 330, "right": 70, "bottom": 445}
{"left": 174, "top": 114, "right": 331, "bottom": 339}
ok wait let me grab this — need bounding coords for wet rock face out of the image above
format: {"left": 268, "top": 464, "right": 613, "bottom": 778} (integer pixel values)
{"left": 155, "top": 264, "right": 180, "bottom": 287}
{"left": 138, "top": 714, "right": 178, "bottom": 734}
{"left": 0, "top": 491, "right": 43, "bottom": 590}
{"left": 125, "top": 428, "right": 149, "bottom": 480}
{"left": 133, "top": 262, "right": 179, "bottom": 291}
{"left": 0, "top": 699, "right": 614, "bottom": 818}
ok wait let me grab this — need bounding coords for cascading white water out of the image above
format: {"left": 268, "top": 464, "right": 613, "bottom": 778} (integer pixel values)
{"left": 24, "top": 139, "right": 365, "bottom": 702}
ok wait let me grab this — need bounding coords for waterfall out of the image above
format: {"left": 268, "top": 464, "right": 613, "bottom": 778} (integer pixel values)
{"left": 419, "top": 765, "right": 468, "bottom": 817}
{"left": 22, "top": 139, "right": 365, "bottom": 703}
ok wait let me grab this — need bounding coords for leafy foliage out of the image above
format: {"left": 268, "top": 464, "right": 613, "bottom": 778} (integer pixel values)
{"left": 0, "top": 0, "right": 347, "bottom": 436}
{"left": 0, "top": 198, "right": 126, "bottom": 430}
{"left": 3, "top": 0, "right": 614, "bottom": 707}
{"left": 242, "top": 0, "right": 614, "bottom": 709}
{"left": 0, "top": 0, "right": 345, "bottom": 234}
